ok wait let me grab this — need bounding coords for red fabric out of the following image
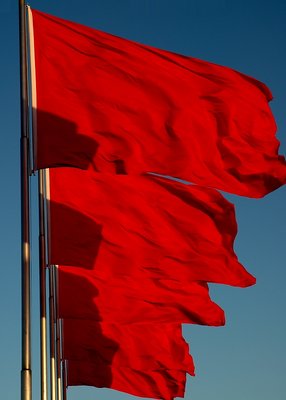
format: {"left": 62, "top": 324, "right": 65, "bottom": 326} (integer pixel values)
{"left": 49, "top": 168, "right": 255, "bottom": 288}
{"left": 58, "top": 266, "right": 225, "bottom": 326}
{"left": 62, "top": 320, "right": 194, "bottom": 375}
{"left": 31, "top": 9, "right": 286, "bottom": 197}
{"left": 67, "top": 360, "right": 187, "bottom": 399}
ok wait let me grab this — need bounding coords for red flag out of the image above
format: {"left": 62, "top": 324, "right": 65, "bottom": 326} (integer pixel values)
{"left": 63, "top": 321, "right": 192, "bottom": 399}
{"left": 48, "top": 168, "right": 255, "bottom": 288}
{"left": 30, "top": 9, "right": 286, "bottom": 197}
{"left": 62, "top": 320, "right": 194, "bottom": 375}
{"left": 67, "top": 360, "right": 187, "bottom": 400}
{"left": 58, "top": 266, "right": 225, "bottom": 326}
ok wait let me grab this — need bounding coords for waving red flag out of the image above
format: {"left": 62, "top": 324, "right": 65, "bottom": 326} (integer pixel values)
{"left": 62, "top": 320, "right": 194, "bottom": 375}
{"left": 30, "top": 8, "right": 286, "bottom": 197}
{"left": 67, "top": 359, "right": 187, "bottom": 400}
{"left": 58, "top": 266, "right": 225, "bottom": 326}
{"left": 63, "top": 321, "right": 192, "bottom": 399}
{"left": 48, "top": 168, "right": 255, "bottom": 287}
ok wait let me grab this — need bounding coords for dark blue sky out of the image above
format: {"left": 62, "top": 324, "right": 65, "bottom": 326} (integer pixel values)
{"left": 0, "top": 1, "right": 285, "bottom": 399}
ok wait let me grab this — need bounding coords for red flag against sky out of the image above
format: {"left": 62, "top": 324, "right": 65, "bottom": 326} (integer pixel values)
{"left": 62, "top": 320, "right": 194, "bottom": 375}
{"left": 67, "top": 360, "right": 187, "bottom": 400}
{"left": 63, "top": 321, "right": 192, "bottom": 399}
{"left": 29, "top": 9, "right": 286, "bottom": 197}
{"left": 58, "top": 266, "right": 225, "bottom": 326}
{"left": 48, "top": 168, "right": 255, "bottom": 288}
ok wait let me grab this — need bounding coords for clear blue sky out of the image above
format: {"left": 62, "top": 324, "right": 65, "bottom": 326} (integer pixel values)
{"left": 0, "top": 1, "right": 285, "bottom": 399}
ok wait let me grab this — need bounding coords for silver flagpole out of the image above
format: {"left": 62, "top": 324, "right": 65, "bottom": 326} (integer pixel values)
{"left": 44, "top": 170, "right": 57, "bottom": 400}
{"left": 26, "top": 5, "right": 49, "bottom": 399}
{"left": 60, "top": 320, "right": 67, "bottom": 400}
{"left": 19, "top": 1, "right": 32, "bottom": 399}
{"left": 49, "top": 264, "right": 57, "bottom": 400}
{"left": 54, "top": 267, "right": 63, "bottom": 400}
{"left": 62, "top": 359, "right": 67, "bottom": 400}
{"left": 38, "top": 170, "right": 48, "bottom": 400}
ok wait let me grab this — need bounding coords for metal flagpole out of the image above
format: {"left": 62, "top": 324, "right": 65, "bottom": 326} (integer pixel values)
{"left": 61, "top": 321, "right": 67, "bottom": 400}
{"left": 43, "top": 170, "right": 57, "bottom": 400}
{"left": 26, "top": 4, "right": 49, "bottom": 399}
{"left": 48, "top": 264, "right": 57, "bottom": 400}
{"left": 38, "top": 170, "right": 48, "bottom": 400}
{"left": 54, "top": 267, "right": 63, "bottom": 400}
{"left": 62, "top": 359, "right": 67, "bottom": 400}
{"left": 19, "top": 1, "right": 32, "bottom": 399}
